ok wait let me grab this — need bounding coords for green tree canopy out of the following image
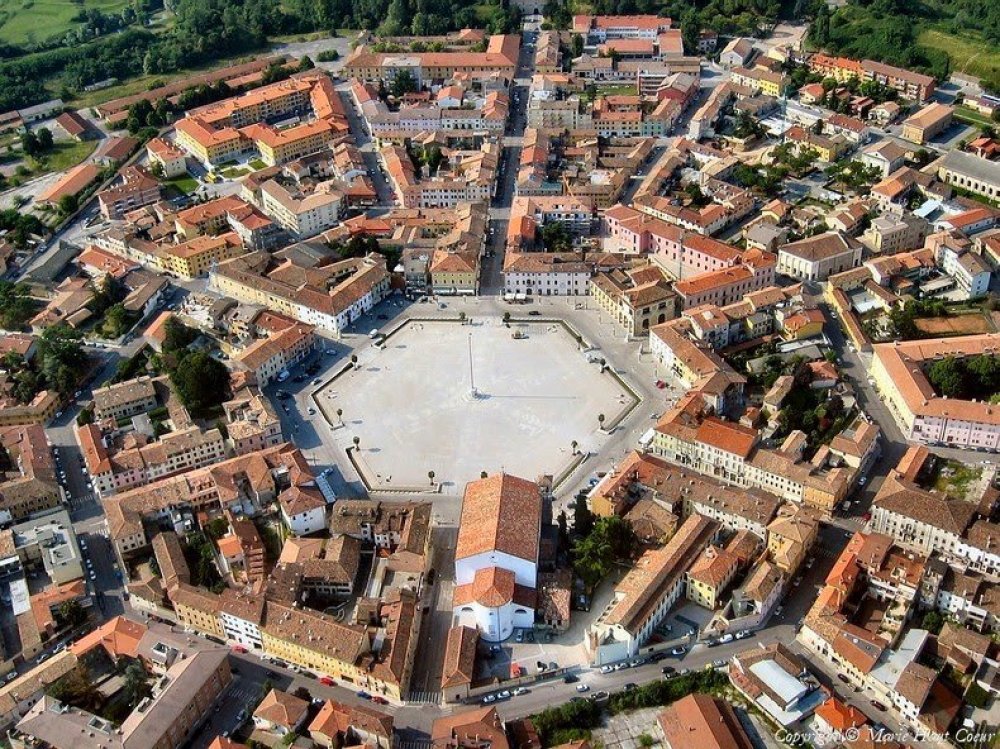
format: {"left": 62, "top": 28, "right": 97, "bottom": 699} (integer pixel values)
{"left": 169, "top": 351, "right": 230, "bottom": 415}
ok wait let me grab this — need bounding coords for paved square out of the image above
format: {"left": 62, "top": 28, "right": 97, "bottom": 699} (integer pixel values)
{"left": 327, "top": 318, "right": 635, "bottom": 490}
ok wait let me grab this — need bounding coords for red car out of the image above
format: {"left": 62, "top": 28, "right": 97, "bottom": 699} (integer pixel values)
{"left": 655, "top": 380, "right": 666, "bottom": 389}
{"left": 231, "top": 645, "right": 247, "bottom": 654}
{"left": 319, "top": 676, "right": 335, "bottom": 686}
{"left": 371, "top": 696, "right": 389, "bottom": 705}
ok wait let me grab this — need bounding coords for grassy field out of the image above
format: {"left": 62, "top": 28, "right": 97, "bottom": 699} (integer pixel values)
{"left": 27, "top": 139, "right": 97, "bottom": 174}
{"left": 954, "top": 105, "right": 995, "bottom": 129}
{"left": 165, "top": 174, "right": 198, "bottom": 194}
{"left": 918, "top": 28, "right": 1000, "bottom": 90}
{"left": 0, "top": 0, "right": 130, "bottom": 45}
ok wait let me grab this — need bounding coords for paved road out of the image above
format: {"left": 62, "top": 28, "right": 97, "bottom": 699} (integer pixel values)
{"left": 480, "top": 25, "right": 537, "bottom": 293}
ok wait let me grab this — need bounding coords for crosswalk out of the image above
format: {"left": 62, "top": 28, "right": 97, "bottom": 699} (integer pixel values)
{"left": 227, "top": 681, "right": 263, "bottom": 705}
{"left": 406, "top": 690, "right": 442, "bottom": 705}
{"left": 397, "top": 740, "right": 432, "bottom": 749}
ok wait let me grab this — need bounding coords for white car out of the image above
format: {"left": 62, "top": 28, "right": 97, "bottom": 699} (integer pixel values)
{"left": 513, "top": 687, "right": 529, "bottom": 696}
{"left": 575, "top": 684, "right": 590, "bottom": 693}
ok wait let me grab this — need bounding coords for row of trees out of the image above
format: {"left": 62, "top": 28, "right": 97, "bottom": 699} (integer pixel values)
{"left": 0, "top": 0, "right": 519, "bottom": 112}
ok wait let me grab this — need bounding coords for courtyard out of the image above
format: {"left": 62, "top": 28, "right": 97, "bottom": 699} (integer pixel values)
{"left": 317, "top": 317, "right": 638, "bottom": 491}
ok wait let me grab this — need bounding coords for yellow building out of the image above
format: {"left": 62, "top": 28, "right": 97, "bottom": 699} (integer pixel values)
{"left": 685, "top": 546, "right": 739, "bottom": 610}
{"left": 247, "top": 119, "right": 337, "bottom": 167}
{"left": 171, "top": 584, "right": 225, "bottom": 639}
{"left": 766, "top": 507, "right": 819, "bottom": 575}
{"left": 157, "top": 234, "right": 243, "bottom": 279}
{"left": 429, "top": 250, "right": 479, "bottom": 294}
{"left": 175, "top": 117, "right": 247, "bottom": 166}
{"left": 0, "top": 390, "right": 60, "bottom": 427}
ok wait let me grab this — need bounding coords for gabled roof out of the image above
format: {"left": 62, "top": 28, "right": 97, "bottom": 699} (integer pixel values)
{"left": 254, "top": 688, "right": 309, "bottom": 729}
{"left": 456, "top": 474, "right": 541, "bottom": 563}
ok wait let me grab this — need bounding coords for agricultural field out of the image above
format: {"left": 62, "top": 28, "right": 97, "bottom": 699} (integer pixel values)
{"left": 0, "top": 0, "right": 130, "bottom": 45}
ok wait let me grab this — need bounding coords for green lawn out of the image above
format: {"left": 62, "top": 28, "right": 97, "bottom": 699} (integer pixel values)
{"left": 165, "top": 174, "right": 199, "bottom": 194}
{"left": 220, "top": 166, "right": 250, "bottom": 179}
{"left": 0, "top": 0, "right": 130, "bottom": 45}
{"left": 26, "top": 139, "right": 97, "bottom": 174}
{"left": 954, "top": 105, "right": 995, "bottom": 129}
{"left": 917, "top": 27, "right": 1000, "bottom": 91}
{"left": 248, "top": 158, "right": 267, "bottom": 170}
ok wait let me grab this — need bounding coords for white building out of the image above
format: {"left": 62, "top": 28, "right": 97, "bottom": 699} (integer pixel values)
{"left": 502, "top": 252, "right": 593, "bottom": 296}
{"left": 279, "top": 486, "right": 327, "bottom": 536}
{"left": 260, "top": 180, "right": 341, "bottom": 238}
{"left": 777, "top": 232, "right": 863, "bottom": 281}
{"left": 453, "top": 474, "right": 541, "bottom": 643}
{"left": 218, "top": 589, "right": 265, "bottom": 649}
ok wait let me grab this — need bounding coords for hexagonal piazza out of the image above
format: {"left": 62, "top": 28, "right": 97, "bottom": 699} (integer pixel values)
{"left": 324, "top": 318, "right": 637, "bottom": 491}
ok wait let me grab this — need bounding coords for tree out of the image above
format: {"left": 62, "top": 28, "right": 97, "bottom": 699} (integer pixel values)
{"left": 428, "top": 470, "right": 435, "bottom": 484}
{"left": 57, "top": 600, "right": 87, "bottom": 629}
{"left": 0, "top": 281, "right": 37, "bottom": 329}
{"left": 927, "top": 356, "right": 966, "bottom": 398}
{"left": 100, "top": 302, "right": 131, "bottom": 338}
{"left": 353, "top": 436, "right": 360, "bottom": 449}
{"left": 573, "top": 493, "right": 595, "bottom": 536}
{"left": 21, "top": 129, "right": 40, "bottom": 157}
{"left": 571, "top": 33, "right": 583, "bottom": 58}
{"left": 390, "top": 69, "right": 418, "bottom": 98}
{"left": 921, "top": 610, "right": 944, "bottom": 634}
{"left": 37, "top": 324, "right": 87, "bottom": 396}
{"left": 169, "top": 350, "right": 230, "bottom": 415}
{"left": 573, "top": 515, "right": 637, "bottom": 590}
{"left": 122, "top": 660, "right": 151, "bottom": 708}
{"left": 571, "top": 440, "right": 578, "bottom": 455}
{"left": 597, "top": 413, "right": 605, "bottom": 428}
{"left": 336, "top": 407, "right": 343, "bottom": 424}
{"left": 57, "top": 193, "right": 79, "bottom": 216}
{"left": 36, "top": 127, "right": 53, "bottom": 151}
{"left": 204, "top": 517, "right": 229, "bottom": 540}
{"left": 297, "top": 55, "right": 315, "bottom": 71}
{"left": 502, "top": 312, "right": 511, "bottom": 325}
{"left": 541, "top": 222, "right": 572, "bottom": 252}
{"left": 350, "top": 354, "right": 358, "bottom": 368}
{"left": 162, "top": 316, "right": 197, "bottom": 353}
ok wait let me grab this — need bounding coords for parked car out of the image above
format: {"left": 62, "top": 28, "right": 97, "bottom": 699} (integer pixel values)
{"left": 497, "top": 690, "right": 512, "bottom": 700}
{"left": 600, "top": 665, "right": 614, "bottom": 674}
{"left": 512, "top": 687, "right": 529, "bottom": 696}
{"left": 661, "top": 666, "right": 676, "bottom": 676}
{"left": 719, "top": 634, "right": 734, "bottom": 644}
{"left": 670, "top": 646, "right": 687, "bottom": 656}
{"left": 712, "top": 659, "right": 727, "bottom": 668}
{"left": 482, "top": 694, "right": 497, "bottom": 704}
{"left": 870, "top": 700, "right": 887, "bottom": 711}
{"left": 649, "top": 652, "right": 667, "bottom": 662}
{"left": 356, "top": 690, "right": 372, "bottom": 700}
{"left": 623, "top": 683, "right": 638, "bottom": 691}
{"left": 319, "top": 676, "right": 335, "bottom": 686}
{"left": 575, "top": 684, "right": 590, "bottom": 693}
